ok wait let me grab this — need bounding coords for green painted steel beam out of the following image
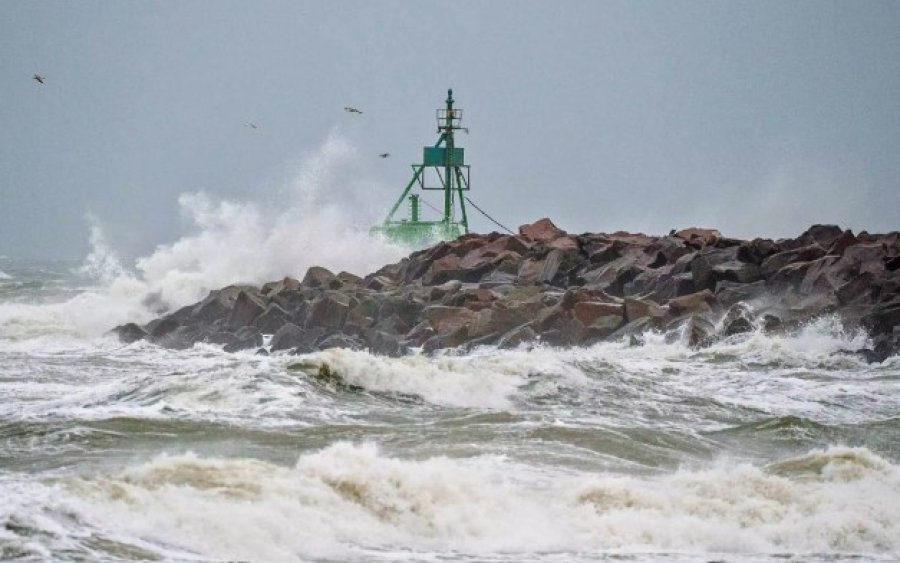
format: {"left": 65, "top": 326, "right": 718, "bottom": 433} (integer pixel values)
{"left": 373, "top": 89, "right": 471, "bottom": 248}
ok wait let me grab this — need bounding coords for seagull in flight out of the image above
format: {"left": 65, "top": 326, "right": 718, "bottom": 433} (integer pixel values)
{"left": 344, "top": 106, "right": 363, "bottom": 114}
{"left": 378, "top": 153, "right": 390, "bottom": 158}
{"left": 244, "top": 122, "right": 258, "bottom": 129}
{"left": 33, "top": 74, "right": 45, "bottom": 84}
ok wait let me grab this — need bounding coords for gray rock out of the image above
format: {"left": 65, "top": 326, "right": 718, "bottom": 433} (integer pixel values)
{"left": 305, "top": 292, "right": 350, "bottom": 330}
{"left": 302, "top": 266, "right": 341, "bottom": 289}
{"left": 223, "top": 326, "right": 263, "bottom": 352}
{"left": 271, "top": 323, "right": 322, "bottom": 352}
{"left": 254, "top": 303, "right": 291, "bottom": 334}
{"left": 114, "top": 322, "right": 147, "bottom": 344}
{"left": 498, "top": 324, "right": 537, "bottom": 349}
{"left": 226, "top": 290, "right": 266, "bottom": 329}
{"left": 761, "top": 244, "right": 826, "bottom": 279}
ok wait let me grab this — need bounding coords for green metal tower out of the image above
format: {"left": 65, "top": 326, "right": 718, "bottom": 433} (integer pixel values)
{"left": 371, "top": 89, "right": 470, "bottom": 246}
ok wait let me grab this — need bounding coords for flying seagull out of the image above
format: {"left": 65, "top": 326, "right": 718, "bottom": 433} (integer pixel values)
{"left": 378, "top": 153, "right": 390, "bottom": 158}
{"left": 244, "top": 122, "right": 258, "bottom": 129}
{"left": 344, "top": 106, "right": 363, "bottom": 114}
{"left": 33, "top": 74, "right": 45, "bottom": 84}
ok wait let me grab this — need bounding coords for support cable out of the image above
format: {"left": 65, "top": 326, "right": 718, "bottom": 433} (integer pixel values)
{"left": 463, "top": 196, "right": 515, "bottom": 235}
{"left": 420, "top": 198, "right": 442, "bottom": 215}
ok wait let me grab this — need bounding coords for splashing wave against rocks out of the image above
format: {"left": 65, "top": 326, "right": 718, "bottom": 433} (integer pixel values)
{"left": 118, "top": 219, "right": 900, "bottom": 363}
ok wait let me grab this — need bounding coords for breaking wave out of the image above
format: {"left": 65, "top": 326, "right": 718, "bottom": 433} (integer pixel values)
{"left": 2, "top": 444, "right": 897, "bottom": 561}
{"left": 0, "top": 133, "right": 405, "bottom": 341}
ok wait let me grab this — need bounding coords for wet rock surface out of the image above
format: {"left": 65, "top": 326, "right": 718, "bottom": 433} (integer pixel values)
{"left": 114, "top": 219, "right": 900, "bottom": 362}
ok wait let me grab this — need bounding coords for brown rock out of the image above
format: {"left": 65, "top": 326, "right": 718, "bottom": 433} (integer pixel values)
{"left": 624, "top": 297, "right": 666, "bottom": 323}
{"left": 423, "top": 306, "right": 476, "bottom": 334}
{"left": 518, "top": 218, "right": 566, "bottom": 241}
{"left": 761, "top": 244, "right": 827, "bottom": 278}
{"left": 675, "top": 227, "right": 722, "bottom": 247}
{"left": 548, "top": 236, "right": 579, "bottom": 251}
{"left": 572, "top": 301, "right": 624, "bottom": 327}
{"left": 668, "top": 290, "right": 716, "bottom": 316}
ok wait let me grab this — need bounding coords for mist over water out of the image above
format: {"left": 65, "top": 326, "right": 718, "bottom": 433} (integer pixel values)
{"left": 1, "top": 136, "right": 899, "bottom": 561}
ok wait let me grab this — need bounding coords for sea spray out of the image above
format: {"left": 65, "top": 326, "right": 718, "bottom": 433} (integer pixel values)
{"left": 0, "top": 133, "right": 406, "bottom": 340}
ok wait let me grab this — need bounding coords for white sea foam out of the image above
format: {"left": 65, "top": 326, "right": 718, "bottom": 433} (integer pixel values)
{"left": 300, "top": 347, "right": 583, "bottom": 409}
{"left": 0, "top": 133, "right": 405, "bottom": 341}
{"left": 0, "top": 270, "right": 11, "bottom": 280}
{"left": 6, "top": 444, "right": 891, "bottom": 561}
{"left": 1, "top": 322, "right": 895, "bottom": 428}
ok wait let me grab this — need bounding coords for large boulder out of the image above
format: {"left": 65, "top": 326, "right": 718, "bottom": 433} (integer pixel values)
{"left": 737, "top": 238, "right": 780, "bottom": 265}
{"left": 302, "top": 266, "right": 341, "bottom": 289}
{"left": 497, "top": 324, "right": 537, "bottom": 349}
{"left": 518, "top": 218, "right": 566, "bottom": 241}
{"left": 223, "top": 326, "right": 263, "bottom": 352}
{"left": 191, "top": 285, "right": 255, "bottom": 324}
{"left": 114, "top": 322, "right": 147, "bottom": 344}
{"left": 261, "top": 277, "right": 301, "bottom": 298}
{"left": 798, "top": 224, "right": 845, "bottom": 250}
{"left": 761, "top": 244, "right": 827, "bottom": 279}
{"left": 715, "top": 280, "right": 768, "bottom": 307}
{"left": 226, "top": 290, "right": 266, "bottom": 329}
{"left": 667, "top": 290, "right": 717, "bottom": 317}
{"left": 844, "top": 244, "right": 887, "bottom": 277}
{"left": 572, "top": 301, "right": 624, "bottom": 332}
{"left": 623, "top": 297, "right": 667, "bottom": 324}
{"left": 422, "top": 305, "right": 476, "bottom": 334}
{"left": 691, "top": 247, "right": 760, "bottom": 291}
{"left": 254, "top": 303, "right": 291, "bottom": 334}
{"left": 674, "top": 227, "right": 722, "bottom": 248}
{"left": 271, "top": 323, "right": 325, "bottom": 353}
{"left": 720, "top": 303, "right": 754, "bottom": 337}
{"left": 305, "top": 292, "right": 351, "bottom": 330}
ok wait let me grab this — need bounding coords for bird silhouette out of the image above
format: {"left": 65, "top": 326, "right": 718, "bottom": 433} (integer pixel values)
{"left": 378, "top": 153, "right": 390, "bottom": 158}
{"left": 344, "top": 106, "right": 363, "bottom": 114}
{"left": 244, "top": 122, "right": 258, "bottom": 129}
{"left": 33, "top": 74, "right": 45, "bottom": 84}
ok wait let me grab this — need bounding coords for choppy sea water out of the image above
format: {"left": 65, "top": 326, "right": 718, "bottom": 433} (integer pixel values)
{"left": 1, "top": 257, "right": 898, "bottom": 562}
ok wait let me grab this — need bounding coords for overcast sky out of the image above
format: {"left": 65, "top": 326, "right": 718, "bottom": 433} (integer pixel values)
{"left": 2, "top": 1, "right": 899, "bottom": 259}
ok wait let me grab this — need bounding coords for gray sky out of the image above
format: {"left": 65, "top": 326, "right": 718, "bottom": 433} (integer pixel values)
{"left": 2, "top": 0, "right": 899, "bottom": 260}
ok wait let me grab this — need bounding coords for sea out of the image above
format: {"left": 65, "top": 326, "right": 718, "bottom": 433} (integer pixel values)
{"left": 1, "top": 135, "right": 899, "bottom": 562}
{"left": 1, "top": 251, "right": 898, "bottom": 563}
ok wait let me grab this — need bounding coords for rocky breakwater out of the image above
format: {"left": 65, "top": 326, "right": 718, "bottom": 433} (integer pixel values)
{"left": 115, "top": 219, "right": 900, "bottom": 362}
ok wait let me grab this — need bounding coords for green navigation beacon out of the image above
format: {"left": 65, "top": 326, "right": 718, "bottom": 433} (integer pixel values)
{"left": 371, "top": 89, "right": 470, "bottom": 246}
